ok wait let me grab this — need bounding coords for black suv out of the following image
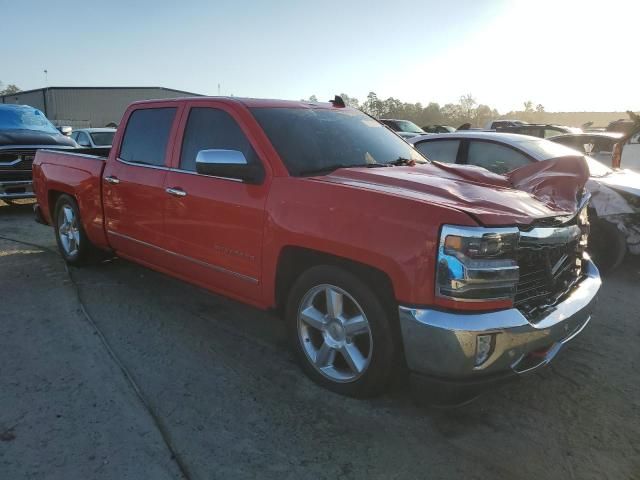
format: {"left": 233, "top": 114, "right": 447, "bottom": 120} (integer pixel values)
{"left": 0, "top": 104, "right": 77, "bottom": 200}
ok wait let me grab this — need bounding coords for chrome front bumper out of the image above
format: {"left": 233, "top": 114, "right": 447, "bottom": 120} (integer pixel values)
{"left": 0, "top": 180, "right": 34, "bottom": 199}
{"left": 399, "top": 259, "right": 601, "bottom": 380}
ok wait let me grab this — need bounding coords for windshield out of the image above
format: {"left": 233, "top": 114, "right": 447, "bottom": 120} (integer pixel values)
{"left": 521, "top": 139, "right": 612, "bottom": 177}
{"left": 393, "top": 120, "right": 424, "bottom": 134}
{"left": 90, "top": 131, "right": 115, "bottom": 146}
{"left": 0, "top": 106, "right": 59, "bottom": 135}
{"left": 250, "top": 107, "right": 426, "bottom": 176}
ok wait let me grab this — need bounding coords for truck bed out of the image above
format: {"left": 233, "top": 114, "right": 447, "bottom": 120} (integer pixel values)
{"left": 32, "top": 148, "right": 110, "bottom": 249}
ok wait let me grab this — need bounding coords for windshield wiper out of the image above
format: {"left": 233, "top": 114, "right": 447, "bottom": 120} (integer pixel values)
{"left": 387, "top": 157, "right": 427, "bottom": 166}
{"left": 298, "top": 163, "right": 388, "bottom": 176}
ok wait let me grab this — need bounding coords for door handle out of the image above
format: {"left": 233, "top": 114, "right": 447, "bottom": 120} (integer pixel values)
{"left": 104, "top": 176, "right": 120, "bottom": 185}
{"left": 166, "top": 187, "right": 187, "bottom": 197}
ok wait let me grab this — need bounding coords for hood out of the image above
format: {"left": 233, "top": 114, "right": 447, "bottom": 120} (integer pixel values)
{"left": 314, "top": 157, "right": 589, "bottom": 226}
{"left": 0, "top": 129, "right": 77, "bottom": 148}
{"left": 587, "top": 169, "right": 640, "bottom": 218}
{"left": 594, "top": 169, "right": 640, "bottom": 198}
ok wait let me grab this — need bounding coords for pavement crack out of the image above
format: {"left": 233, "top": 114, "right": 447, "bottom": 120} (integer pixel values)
{"left": 68, "top": 266, "right": 194, "bottom": 480}
{"left": 0, "top": 233, "right": 193, "bottom": 480}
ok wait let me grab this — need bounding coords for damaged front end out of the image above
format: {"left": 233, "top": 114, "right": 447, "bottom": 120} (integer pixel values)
{"left": 587, "top": 174, "right": 640, "bottom": 257}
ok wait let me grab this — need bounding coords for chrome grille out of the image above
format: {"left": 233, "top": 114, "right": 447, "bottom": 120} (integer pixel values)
{"left": 515, "top": 224, "right": 586, "bottom": 320}
{"left": 0, "top": 151, "right": 35, "bottom": 180}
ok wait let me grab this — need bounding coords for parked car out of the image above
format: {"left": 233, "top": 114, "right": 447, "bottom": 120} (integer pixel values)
{"left": 485, "top": 119, "right": 527, "bottom": 130}
{"left": 549, "top": 129, "right": 640, "bottom": 172}
{"left": 0, "top": 104, "right": 77, "bottom": 201}
{"left": 71, "top": 128, "right": 117, "bottom": 148}
{"left": 606, "top": 118, "right": 637, "bottom": 135}
{"left": 379, "top": 119, "right": 426, "bottom": 138}
{"left": 410, "top": 131, "right": 640, "bottom": 271}
{"left": 33, "top": 97, "right": 600, "bottom": 403}
{"left": 496, "top": 123, "right": 582, "bottom": 138}
{"left": 422, "top": 125, "right": 455, "bottom": 134}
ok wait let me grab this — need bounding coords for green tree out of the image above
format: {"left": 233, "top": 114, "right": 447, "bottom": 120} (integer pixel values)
{"left": 0, "top": 82, "right": 21, "bottom": 95}
{"left": 459, "top": 94, "right": 477, "bottom": 121}
{"left": 361, "top": 92, "right": 386, "bottom": 118}
{"left": 339, "top": 93, "right": 360, "bottom": 108}
{"left": 474, "top": 104, "right": 493, "bottom": 128}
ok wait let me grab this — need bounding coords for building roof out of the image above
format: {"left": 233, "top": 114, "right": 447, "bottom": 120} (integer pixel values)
{"left": 0, "top": 86, "right": 202, "bottom": 99}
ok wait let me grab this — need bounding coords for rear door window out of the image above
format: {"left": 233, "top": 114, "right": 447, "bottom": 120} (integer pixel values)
{"left": 467, "top": 141, "right": 532, "bottom": 174}
{"left": 119, "top": 108, "right": 176, "bottom": 166}
{"left": 544, "top": 128, "right": 563, "bottom": 138}
{"left": 414, "top": 140, "right": 460, "bottom": 163}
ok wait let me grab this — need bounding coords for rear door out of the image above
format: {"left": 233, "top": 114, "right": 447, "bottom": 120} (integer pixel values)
{"left": 102, "top": 104, "right": 181, "bottom": 264}
{"left": 161, "top": 102, "right": 270, "bottom": 302}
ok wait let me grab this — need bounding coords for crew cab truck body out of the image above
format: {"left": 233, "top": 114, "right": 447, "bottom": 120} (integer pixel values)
{"left": 33, "top": 97, "right": 601, "bottom": 400}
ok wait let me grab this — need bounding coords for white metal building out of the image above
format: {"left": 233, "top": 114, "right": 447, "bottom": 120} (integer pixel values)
{"left": 0, "top": 86, "right": 201, "bottom": 128}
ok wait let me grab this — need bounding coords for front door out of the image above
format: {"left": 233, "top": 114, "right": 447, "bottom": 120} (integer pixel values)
{"left": 162, "top": 104, "right": 269, "bottom": 303}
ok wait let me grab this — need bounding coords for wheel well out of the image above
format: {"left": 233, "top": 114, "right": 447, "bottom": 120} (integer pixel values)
{"left": 274, "top": 246, "right": 396, "bottom": 314}
{"left": 48, "top": 190, "right": 66, "bottom": 221}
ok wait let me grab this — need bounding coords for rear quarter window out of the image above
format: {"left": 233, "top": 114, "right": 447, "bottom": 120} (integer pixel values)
{"left": 414, "top": 140, "right": 460, "bottom": 163}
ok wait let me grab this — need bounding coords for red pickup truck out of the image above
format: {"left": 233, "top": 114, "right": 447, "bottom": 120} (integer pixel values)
{"left": 32, "top": 96, "right": 601, "bottom": 401}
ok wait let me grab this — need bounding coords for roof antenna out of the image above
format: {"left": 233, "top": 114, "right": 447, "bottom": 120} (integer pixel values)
{"left": 330, "top": 95, "right": 346, "bottom": 108}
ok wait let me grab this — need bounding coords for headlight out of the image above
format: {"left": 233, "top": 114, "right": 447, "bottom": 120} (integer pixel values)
{"left": 436, "top": 226, "right": 520, "bottom": 303}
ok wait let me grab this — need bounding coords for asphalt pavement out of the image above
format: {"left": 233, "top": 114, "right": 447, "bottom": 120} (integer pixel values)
{"left": 1, "top": 200, "right": 638, "bottom": 480}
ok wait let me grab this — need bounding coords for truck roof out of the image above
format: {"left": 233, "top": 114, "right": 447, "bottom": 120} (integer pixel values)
{"left": 129, "top": 96, "right": 341, "bottom": 109}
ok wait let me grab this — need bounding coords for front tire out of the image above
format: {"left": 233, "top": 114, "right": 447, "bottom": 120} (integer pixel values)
{"left": 54, "top": 194, "right": 95, "bottom": 266}
{"left": 285, "top": 265, "right": 398, "bottom": 398}
{"left": 589, "top": 218, "right": 626, "bottom": 274}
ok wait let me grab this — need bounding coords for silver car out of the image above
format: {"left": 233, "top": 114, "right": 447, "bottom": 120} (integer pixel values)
{"left": 70, "top": 128, "right": 116, "bottom": 148}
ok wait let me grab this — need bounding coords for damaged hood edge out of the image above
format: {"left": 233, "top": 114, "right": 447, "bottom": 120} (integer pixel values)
{"left": 318, "top": 156, "right": 590, "bottom": 227}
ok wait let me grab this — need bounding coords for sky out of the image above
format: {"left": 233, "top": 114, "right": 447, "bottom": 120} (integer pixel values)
{"left": 2, "top": 0, "right": 638, "bottom": 113}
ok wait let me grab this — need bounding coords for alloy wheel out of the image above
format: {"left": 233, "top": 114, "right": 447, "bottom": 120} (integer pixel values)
{"left": 297, "top": 284, "right": 373, "bottom": 383}
{"left": 58, "top": 205, "right": 80, "bottom": 257}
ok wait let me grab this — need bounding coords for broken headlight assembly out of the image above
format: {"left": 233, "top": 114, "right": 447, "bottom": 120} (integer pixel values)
{"left": 435, "top": 226, "right": 520, "bottom": 308}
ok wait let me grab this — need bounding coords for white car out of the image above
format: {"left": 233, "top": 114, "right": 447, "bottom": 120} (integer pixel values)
{"left": 409, "top": 131, "right": 640, "bottom": 272}
{"left": 70, "top": 128, "right": 116, "bottom": 148}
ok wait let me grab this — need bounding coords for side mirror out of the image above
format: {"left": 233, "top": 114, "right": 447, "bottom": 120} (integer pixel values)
{"left": 58, "top": 126, "right": 73, "bottom": 136}
{"left": 195, "top": 149, "right": 264, "bottom": 184}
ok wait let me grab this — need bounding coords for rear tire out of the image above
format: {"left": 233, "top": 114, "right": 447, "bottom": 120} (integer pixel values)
{"left": 285, "top": 265, "right": 399, "bottom": 398}
{"left": 53, "top": 194, "right": 96, "bottom": 266}
{"left": 589, "top": 218, "right": 626, "bottom": 274}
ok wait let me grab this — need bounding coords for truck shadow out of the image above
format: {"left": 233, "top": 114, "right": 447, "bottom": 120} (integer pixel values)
{"left": 0, "top": 199, "right": 36, "bottom": 216}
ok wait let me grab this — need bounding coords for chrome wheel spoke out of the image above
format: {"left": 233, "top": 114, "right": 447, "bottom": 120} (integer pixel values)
{"left": 325, "top": 288, "right": 343, "bottom": 318}
{"left": 315, "top": 342, "right": 336, "bottom": 368}
{"left": 343, "top": 314, "right": 369, "bottom": 337}
{"left": 297, "top": 283, "right": 372, "bottom": 383}
{"left": 300, "top": 306, "right": 327, "bottom": 331}
{"left": 63, "top": 206, "right": 74, "bottom": 224}
{"left": 60, "top": 234, "right": 70, "bottom": 252}
{"left": 340, "top": 343, "right": 367, "bottom": 374}
{"left": 58, "top": 205, "right": 79, "bottom": 256}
